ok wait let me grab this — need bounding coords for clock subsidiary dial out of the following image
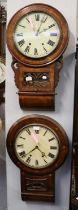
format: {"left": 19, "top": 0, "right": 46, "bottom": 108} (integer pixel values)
{"left": 14, "top": 12, "right": 60, "bottom": 58}
{"left": 15, "top": 124, "right": 59, "bottom": 169}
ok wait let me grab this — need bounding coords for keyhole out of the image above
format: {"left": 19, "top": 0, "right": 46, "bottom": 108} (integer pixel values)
{"left": 42, "top": 75, "right": 47, "bottom": 80}
{"left": 26, "top": 75, "right": 32, "bottom": 82}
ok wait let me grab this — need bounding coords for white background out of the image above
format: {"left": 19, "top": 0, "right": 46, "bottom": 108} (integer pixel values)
{"left": 6, "top": 0, "right": 77, "bottom": 210}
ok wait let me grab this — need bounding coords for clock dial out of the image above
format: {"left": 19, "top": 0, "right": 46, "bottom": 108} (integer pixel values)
{"left": 0, "top": 62, "right": 6, "bottom": 84}
{"left": 15, "top": 124, "right": 59, "bottom": 169}
{"left": 14, "top": 12, "right": 60, "bottom": 58}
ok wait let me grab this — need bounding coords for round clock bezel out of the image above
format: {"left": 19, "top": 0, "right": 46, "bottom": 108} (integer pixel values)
{"left": 6, "top": 115, "right": 69, "bottom": 175}
{"left": 7, "top": 3, "right": 69, "bottom": 67}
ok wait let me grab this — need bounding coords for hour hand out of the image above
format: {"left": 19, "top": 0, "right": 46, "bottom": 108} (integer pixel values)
{"left": 38, "top": 28, "right": 48, "bottom": 34}
{"left": 37, "top": 146, "right": 46, "bottom": 157}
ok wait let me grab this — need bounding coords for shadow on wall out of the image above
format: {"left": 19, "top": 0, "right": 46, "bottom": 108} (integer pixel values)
{"left": 55, "top": 53, "right": 75, "bottom": 113}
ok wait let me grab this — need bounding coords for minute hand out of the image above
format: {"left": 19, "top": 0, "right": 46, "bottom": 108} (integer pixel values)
{"left": 26, "top": 146, "right": 37, "bottom": 156}
{"left": 38, "top": 28, "right": 49, "bottom": 34}
{"left": 36, "top": 15, "right": 46, "bottom": 36}
{"left": 37, "top": 146, "right": 47, "bottom": 157}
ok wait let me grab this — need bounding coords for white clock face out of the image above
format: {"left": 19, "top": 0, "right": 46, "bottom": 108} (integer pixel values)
{"left": 15, "top": 124, "right": 59, "bottom": 169}
{"left": 14, "top": 12, "right": 61, "bottom": 58}
{"left": 0, "top": 62, "right": 6, "bottom": 84}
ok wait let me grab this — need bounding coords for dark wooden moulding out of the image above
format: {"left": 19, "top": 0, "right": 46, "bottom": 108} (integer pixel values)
{"left": 0, "top": 5, "right": 6, "bottom": 57}
{"left": 6, "top": 115, "right": 69, "bottom": 202}
{"left": 70, "top": 46, "right": 78, "bottom": 210}
{"left": 7, "top": 4, "right": 69, "bottom": 110}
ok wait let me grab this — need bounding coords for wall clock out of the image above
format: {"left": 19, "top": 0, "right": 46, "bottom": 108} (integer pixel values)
{"left": 6, "top": 114, "right": 69, "bottom": 202}
{"left": 7, "top": 3, "right": 69, "bottom": 110}
{"left": 0, "top": 56, "right": 6, "bottom": 104}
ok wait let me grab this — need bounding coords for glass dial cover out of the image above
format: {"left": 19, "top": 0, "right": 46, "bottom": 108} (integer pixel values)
{"left": 15, "top": 124, "right": 59, "bottom": 169}
{"left": 14, "top": 12, "right": 60, "bottom": 59}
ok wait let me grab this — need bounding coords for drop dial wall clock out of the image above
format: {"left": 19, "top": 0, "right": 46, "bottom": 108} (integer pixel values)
{"left": 0, "top": 56, "right": 6, "bottom": 104}
{"left": 6, "top": 115, "right": 69, "bottom": 202}
{"left": 7, "top": 4, "right": 69, "bottom": 110}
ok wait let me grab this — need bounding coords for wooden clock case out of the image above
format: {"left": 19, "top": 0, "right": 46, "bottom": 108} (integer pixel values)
{"left": 6, "top": 115, "right": 69, "bottom": 202}
{"left": 7, "top": 4, "right": 69, "bottom": 110}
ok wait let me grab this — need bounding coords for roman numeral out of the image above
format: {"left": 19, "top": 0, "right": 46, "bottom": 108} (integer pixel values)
{"left": 17, "top": 144, "right": 23, "bottom": 147}
{"left": 50, "top": 146, "right": 57, "bottom": 150}
{"left": 35, "top": 160, "right": 39, "bottom": 166}
{"left": 35, "top": 14, "right": 40, "bottom": 21}
{"left": 35, "top": 130, "right": 39, "bottom": 134}
{"left": 48, "top": 137, "right": 55, "bottom": 142}
{"left": 20, "top": 136, "right": 25, "bottom": 140}
{"left": 26, "top": 18, "right": 30, "bottom": 23}
{"left": 26, "top": 155, "right": 32, "bottom": 164}
{"left": 26, "top": 128, "right": 31, "bottom": 135}
{"left": 49, "top": 24, "right": 55, "bottom": 29}
{"left": 34, "top": 48, "right": 38, "bottom": 55}
{"left": 19, "top": 151, "right": 26, "bottom": 158}
{"left": 50, "top": 32, "right": 57, "bottom": 36}
{"left": 18, "top": 39, "right": 25, "bottom": 47}
{"left": 47, "top": 40, "right": 55, "bottom": 46}
{"left": 19, "top": 24, "right": 25, "bottom": 28}
{"left": 43, "top": 159, "right": 47, "bottom": 164}
{"left": 43, "top": 47, "right": 47, "bottom": 53}
{"left": 43, "top": 129, "right": 47, "bottom": 136}
{"left": 48, "top": 152, "right": 55, "bottom": 159}
{"left": 16, "top": 33, "right": 23, "bottom": 36}
{"left": 24, "top": 46, "right": 30, "bottom": 53}
{"left": 42, "top": 16, "right": 48, "bottom": 23}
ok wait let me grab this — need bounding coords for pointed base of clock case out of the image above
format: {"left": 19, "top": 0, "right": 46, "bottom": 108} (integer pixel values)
{"left": 19, "top": 93, "right": 55, "bottom": 111}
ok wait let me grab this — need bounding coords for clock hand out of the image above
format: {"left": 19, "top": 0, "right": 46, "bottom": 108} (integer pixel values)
{"left": 26, "top": 145, "right": 46, "bottom": 157}
{"left": 36, "top": 146, "right": 46, "bottom": 157}
{"left": 36, "top": 15, "right": 46, "bottom": 36}
{"left": 26, "top": 146, "right": 38, "bottom": 156}
{"left": 38, "top": 28, "right": 49, "bottom": 34}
